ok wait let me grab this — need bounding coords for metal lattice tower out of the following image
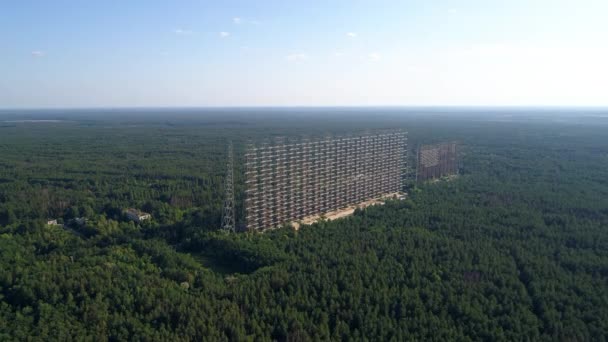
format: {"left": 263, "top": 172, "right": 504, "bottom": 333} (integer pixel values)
{"left": 416, "top": 142, "right": 458, "bottom": 182}
{"left": 222, "top": 141, "right": 236, "bottom": 232}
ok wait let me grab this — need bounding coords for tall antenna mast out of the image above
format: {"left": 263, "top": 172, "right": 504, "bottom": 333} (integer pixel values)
{"left": 222, "top": 141, "right": 236, "bottom": 232}
{"left": 415, "top": 145, "right": 420, "bottom": 183}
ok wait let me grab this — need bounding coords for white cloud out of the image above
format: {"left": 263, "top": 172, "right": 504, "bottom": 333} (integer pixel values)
{"left": 173, "top": 28, "right": 193, "bottom": 35}
{"left": 286, "top": 53, "right": 308, "bottom": 62}
{"left": 332, "top": 51, "right": 345, "bottom": 58}
{"left": 448, "top": 8, "right": 458, "bottom": 14}
{"left": 233, "top": 17, "right": 260, "bottom": 25}
{"left": 31, "top": 51, "right": 45, "bottom": 57}
{"left": 219, "top": 31, "right": 230, "bottom": 38}
{"left": 346, "top": 32, "right": 357, "bottom": 38}
{"left": 368, "top": 52, "right": 381, "bottom": 62}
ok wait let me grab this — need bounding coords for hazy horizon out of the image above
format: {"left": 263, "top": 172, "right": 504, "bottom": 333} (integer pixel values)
{"left": 2, "top": 105, "right": 608, "bottom": 111}
{"left": 3, "top": 106, "right": 608, "bottom": 123}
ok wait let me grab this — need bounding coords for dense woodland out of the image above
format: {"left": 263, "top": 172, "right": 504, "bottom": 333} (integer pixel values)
{"left": 1, "top": 109, "right": 608, "bottom": 341}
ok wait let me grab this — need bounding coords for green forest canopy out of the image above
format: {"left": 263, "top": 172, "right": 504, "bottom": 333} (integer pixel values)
{"left": 1, "top": 110, "right": 607, "bottom": 340}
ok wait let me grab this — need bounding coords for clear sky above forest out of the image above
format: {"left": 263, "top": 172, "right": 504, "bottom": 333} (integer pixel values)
{"left": 1, "top": 0, "right": 607, "bottom": 108}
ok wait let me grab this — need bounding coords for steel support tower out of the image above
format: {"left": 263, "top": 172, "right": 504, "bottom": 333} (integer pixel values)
{"left": 222, "top": 141, "right": 236, "bottom": 232}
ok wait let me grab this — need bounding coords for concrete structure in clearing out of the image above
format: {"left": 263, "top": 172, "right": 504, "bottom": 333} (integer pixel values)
{"left": 244, "top": 130, "right": 408, "bottom": 231}
{"left": 125, "top": 209, "right": 151, "bottom": 223}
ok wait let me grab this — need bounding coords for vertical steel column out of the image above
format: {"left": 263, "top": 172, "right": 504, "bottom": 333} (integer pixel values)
{"left": 222, "top": 141, "right": 236, "bottom": 232}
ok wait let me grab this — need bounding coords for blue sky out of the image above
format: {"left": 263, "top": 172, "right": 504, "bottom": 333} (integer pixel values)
{"left": 1, "top": 0, "right": 607, "bottom": 108}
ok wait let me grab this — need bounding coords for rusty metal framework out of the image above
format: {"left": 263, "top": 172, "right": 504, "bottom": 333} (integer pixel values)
{"left": 245, "top": 131, "right": 408, "bottom": 231}
{"left": 416, "top": 142, "right": 458, "bottom": 182}
{"left": 222, "top": 141, "right": 236, "bottom": 232}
